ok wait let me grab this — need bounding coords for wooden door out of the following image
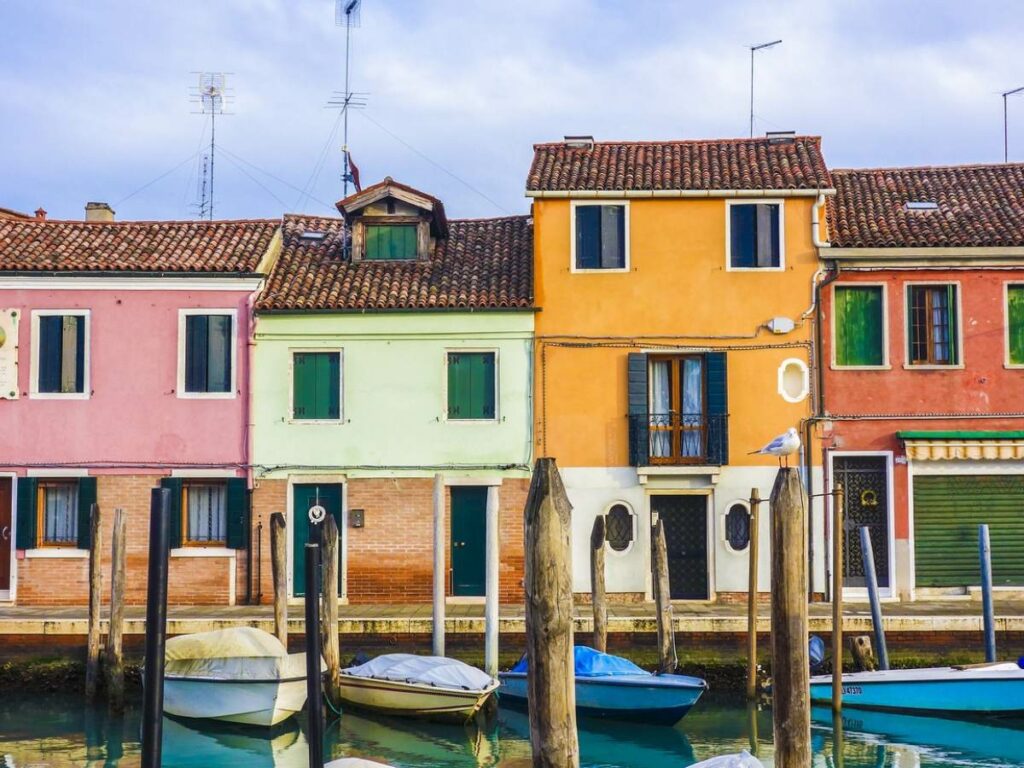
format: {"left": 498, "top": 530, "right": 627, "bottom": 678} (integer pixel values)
{"left": 0, "top": 479, "right": 11, "bottom": 591}
{"left": 450, "top": 486, "right": 487, "bottom": 597}
{"left": 652, "top": 494, "right": 709, "bottom": 600}
{"left": 292, "top": 483, "right": 343, "bottom": 597}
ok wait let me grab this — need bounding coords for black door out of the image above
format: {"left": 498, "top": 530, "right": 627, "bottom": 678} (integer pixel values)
{"left": 450, "top": 486, "right": 487, "bottom": 597}
{"left": 652, "top": 494, "right": 709, "bottom": 599}
{"left": 833, "top": 456, "right": 890, "bottom": 589}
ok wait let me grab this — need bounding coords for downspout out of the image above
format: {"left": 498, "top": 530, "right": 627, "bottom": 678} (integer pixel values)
{"left": 244, "top": 291, "right": 256, "bottom": 605}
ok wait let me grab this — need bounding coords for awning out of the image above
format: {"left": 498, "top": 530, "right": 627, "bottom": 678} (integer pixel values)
{"left": 897, "top": 431, "right": 1024, "bottom": 460}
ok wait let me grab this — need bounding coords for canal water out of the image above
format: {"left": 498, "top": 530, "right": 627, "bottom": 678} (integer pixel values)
{"left": 2, "top": 693, "right": 1023, "bottom": 767}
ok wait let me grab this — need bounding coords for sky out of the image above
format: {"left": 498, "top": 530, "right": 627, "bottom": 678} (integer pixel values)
{"left": 1, "top": 1, "right": 1023, "bottom": 222}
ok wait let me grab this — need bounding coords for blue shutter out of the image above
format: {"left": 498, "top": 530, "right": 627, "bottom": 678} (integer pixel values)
{"left": 225, "top": 478, "right": 249, "bottom": 550}
{"left": 705, "top": 352, "right": 728, "bottom": 465}
{"left": 76, "top": 477, "right": 97, "bottom": 549}
{"left": 627, "top": 353, "right": 648, "bottom": 466}
{"left": 15, "top": 478, "right": 37, "bottom": 550}
{"left": 38, "top": 316, "right": 63, "bottom": 393}
{"left": 185, "top": 316, "right": 209, "bottom": 392}
{"left": 575, "top": 206, "right": 601, "bottom": 269}
{"left": 73, "top": 315, "right": 86, "bottom": 393}
{"left": 161, "top": 478, "right": 184, "bottom": 549}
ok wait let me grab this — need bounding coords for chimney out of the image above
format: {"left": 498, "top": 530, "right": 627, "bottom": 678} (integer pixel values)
{"left": 34, "top": 208, "right": 47, "bottom": 221}
{"left": 85, "top": 202, "right": 115, "bottom": 222}
{"left": 563, "top": 135, "right": 595, "bottom": 149}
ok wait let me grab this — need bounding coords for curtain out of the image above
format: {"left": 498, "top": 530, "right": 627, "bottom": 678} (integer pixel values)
{"left": 682, "top": 358, "right": 703, "bottom": 457}
{"left": 649, "top": 360, "right": 671, "bottom": 458}
{"left": 44, "top": 484, "right": 79, "bottom": 544}
{"left": 188, "top": 484, "right": 227, "bottom": 543}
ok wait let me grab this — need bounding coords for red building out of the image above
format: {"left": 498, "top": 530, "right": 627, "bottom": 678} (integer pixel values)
{"left": 820, "top": 164, "right": 1024, "bottom": 600}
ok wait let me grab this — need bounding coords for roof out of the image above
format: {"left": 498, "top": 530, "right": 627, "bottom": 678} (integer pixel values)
{"left": 828, "top": 164, "right": 1024, "bottom": 248}
{"left": 336, "top": 177, "right": 448, "bottom": 238}
{"left": 257, "top": 213, "right": 532, "bottom": 311}
{"left": 526, "top": 136, "right": 831, "bottom": 193}
{"left": 0, "top": 206, "right": 32, "bottom": 220}
{"left": 0, "top": 218, "right": 280, "bottom": 273}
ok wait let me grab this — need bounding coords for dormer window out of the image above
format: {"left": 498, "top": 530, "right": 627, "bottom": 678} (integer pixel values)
{"left": 336, "top": 177, "right": 446, "bottom": 264}
{"left": 365, "top": 223, "right": 418, "bottom": 261}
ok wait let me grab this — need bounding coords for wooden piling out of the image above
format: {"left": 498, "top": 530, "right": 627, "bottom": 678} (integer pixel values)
{"left": 432, "top": 473, "right": 446, "bottom": 657}
{"left": 745, "top": 488, "right": 760, "bottom": 700}
{"left": 85, "top": 503, "right": 102, "bottom": 701}
{"left": 770, "top": 467, "right": 811, "bottom": 768}
{"left": 589, "top": 515, "right": 607, "bottom": 653}
{"left": 832, "top": 483, "right": 844, "bottom": 713}
{"left": 321, "top": 514, "right": 341, "bottom": 706}
{"left": 106, "top": 508, "right": 127, "bottom": 712}
{"left": 484, "top": 485, "right": 500, "bottom": 677}
{"left": 652, "top": 518, "right": 675, "bottom": 674}
{"left": 523, "top": 458, "right": 579, "bottom": 768}
{"left": 270, "top": 512, "right": 288, "bottom": 647}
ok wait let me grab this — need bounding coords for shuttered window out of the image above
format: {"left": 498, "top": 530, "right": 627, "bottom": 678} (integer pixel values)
{"left": 834, "top": 286, "right": 885, "bottom": 366}
{"left": 1008, "top": 285, "right": 1024, "bottom": 365}
{"left": 184, "top": 314, "right": 233, "bottom": 393}
{"left": 365, "top": 224, "right": 418, "bottom": 260}
{"left": 575, "top": 204, "right": 626, "bottom": 269}
{"left": 447, "top": 352, "right": 496, "bottom": 420}
{"left": 163, "top": 477, "right": 248, "bottom": 549}
{"left": 36, "top": 313, "right": 86, "bottom": 394}
{"left": 293, "top": 352, "right": 341, "bottom": 420}
{"left": 908, "top": 285, "right": 958, "bottom": 366}
{"left": 729, "top": 203, "right": 781, "bottom": 268}
{"left": 15, "top": 476, "right": 96, "bottom": 550}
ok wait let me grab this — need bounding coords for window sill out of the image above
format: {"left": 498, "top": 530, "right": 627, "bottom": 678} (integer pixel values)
{"left": 25, "top": 548, "right": 87, "bottom": 559}
{"left": 902, "top": 363, "right": 965, "bottom": 371}
{"left": 570, "top": 267, "right": 630, "bottom": 274}
{"left": 28, "top": 392, "right": 90, "bottom": 401}
{"left": 176, "top": 392, "right": 237, "bottom": 400}
{"left": 444, "top": 418, "right": 501, "bottom": 424}
{"left": 171, "top": 547, "right": 236, "bottom": 558}
{"left": 1004, "top": 363, "right": 1024, "bottom": 370}
{"left": 831, "top": 364, "right": 891, "bottom": 371}
{"left": 725, "top": 266, "right": 785, "bottom": 273}
{"left": 288, "top": 418, "right": 345, "bottom": 425}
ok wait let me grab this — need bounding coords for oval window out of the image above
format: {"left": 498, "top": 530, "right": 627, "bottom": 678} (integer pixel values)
{"left": 605, "top": 503, "right": 634, "bottom": 552}
{"left": 725, "top": 503, "right": 751, "bottom": 551}
{"left": 778, "top": 358, "right": 809, "bottom": 403}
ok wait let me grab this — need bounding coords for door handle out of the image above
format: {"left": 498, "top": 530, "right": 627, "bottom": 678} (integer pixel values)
{"left": 1, "top": 525, "right": 8, "bottom": 541}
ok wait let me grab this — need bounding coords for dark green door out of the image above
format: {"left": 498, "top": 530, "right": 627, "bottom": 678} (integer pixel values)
{"left": 450, "top": 487, "right": 487, "bottom": 597}
{"left": 652, "top": 494, "right": 709, "bottom": 600}
{"left": 292, "top": 483, "right": 343, "bottom": 597}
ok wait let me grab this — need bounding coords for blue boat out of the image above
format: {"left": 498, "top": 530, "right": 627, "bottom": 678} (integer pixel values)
{"left": 498, "top": 646, "right": 707, "bottom": 725}
{"left": 809, "top": 661, "right": 1024, "bottom": 715}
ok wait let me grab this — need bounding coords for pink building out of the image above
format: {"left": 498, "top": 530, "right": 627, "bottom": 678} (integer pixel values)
{"left": 0, "top": 206, "right": 279, "bottom": 605}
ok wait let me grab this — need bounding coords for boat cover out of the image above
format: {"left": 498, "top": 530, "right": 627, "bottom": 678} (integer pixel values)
{"left": 690, "top": 751, "right": 764, "bottom": 768}
{"left": 343, "top": 654, "right": 495, "bottom": 692}
{"left": 510, "top": 646, "right": 648, "bottom": 678}
{"left": 165, "top": 627, "right": 305, "bottom": 680}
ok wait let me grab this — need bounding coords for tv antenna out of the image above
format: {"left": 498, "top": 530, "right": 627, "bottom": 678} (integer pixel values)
{"left": 333, "top": 0, "right": 366, "bottom": 198}
{"left": 190, "top": 72, "right": 234, "bottom": 219}
{"left": 1002, "top": 86, "right": 1024, "bottom": 162}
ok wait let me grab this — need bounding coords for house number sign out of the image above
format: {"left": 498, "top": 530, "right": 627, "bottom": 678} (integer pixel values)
{"left": 0, "top": 310, "right": 18, "bottom": 400}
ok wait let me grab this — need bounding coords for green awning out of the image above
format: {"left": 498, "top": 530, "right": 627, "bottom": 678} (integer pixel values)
{"left": 897, "top": 430, "right": 1024, "bottom": 440}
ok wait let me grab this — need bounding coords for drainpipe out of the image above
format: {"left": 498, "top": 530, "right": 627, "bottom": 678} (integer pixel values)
{"left": 244, "top": 293, "right": 257, "bottom": 605}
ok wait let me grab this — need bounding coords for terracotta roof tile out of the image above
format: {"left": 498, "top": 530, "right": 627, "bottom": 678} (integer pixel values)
{"left": 0, "top": 219, "right": 279, "bottom": 273}
{"left": 828, "top": 164, "right": 1024, "bottom": 248}
{"left": 257, "top": 213, "right": 533, "bottom": 311}
{"left": 527, "top": 136, "right": 831, "bottom": 192}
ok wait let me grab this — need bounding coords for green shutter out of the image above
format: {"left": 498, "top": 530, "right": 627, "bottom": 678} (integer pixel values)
{"left": 627, "top": 353, "right": 648, "bottom": 466}
{"left": 76, "top": 477, "right": 97, "bottom": 549}
{"left": 1009, "top": 286, "right": 1024, "bottom": 364}
{"left": 947, "top": 285, "right": 959, "bottom": 365}
{"left": 294, "top": 352, "right": 340, "bottom": 420}
{"left": 448, "top": 353, "right": 495, "bottom": 420}
{"left": 161, "top": 478, "right": 184, "bottom": 549}
{"left": 705, "top": 352, "right": 729, "bottom": 465}
{"left": 835, "top": 286, "right": 884, "bottom": 366}
{"left": 447, "top": 353, "right": 463, "bottom": 418}
{"left": 225, "top": 478, "right": 249, "bottom": 550}
{"left": 366, "top": 225, "right": 417, "bottom": 260}
{"left": 15, "top": 478, "right": 38, "bottom": 550}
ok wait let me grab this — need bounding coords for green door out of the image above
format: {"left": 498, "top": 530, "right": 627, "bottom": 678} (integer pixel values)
{"left": 450, "top": 487, "right": 487, "bottom": 597}
{"left": 292, "top": 483, "right": 343, "bottom": 597}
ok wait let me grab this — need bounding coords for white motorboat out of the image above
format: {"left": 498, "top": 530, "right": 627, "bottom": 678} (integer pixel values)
{"left": 337, "top": 653, "right": 499, "bottom": 722}
{"left": 164, "top": 627, "right": 320, "bottom": 727}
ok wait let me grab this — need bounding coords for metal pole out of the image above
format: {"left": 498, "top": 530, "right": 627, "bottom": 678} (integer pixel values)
{"left": 1006, "top": 94, "right": 1010, "bottom": 164}
{"left": 141, "top": 488, "right": 171, "bottom": 768}
{"left": 485, "top": 485, "right": 500, "bottom": 677}
{"left": 832, "top": 483, "right": 844, "bottom": 713}
{"left": 432, "top": 473, "right": 445, "bottom": 656}
{"left": 745, "top": 488, "right": 760, "bottom": 700}
{"left": 859, "top": 526, "right": 889, "bottom": 671}
{"left": 304, "top": 541, "right": 324, "bottom": 768}
{"left": 979, "top": 524, "right": 996, "bottom": 662}
{"left": 749, "top": 47, "right": 755, "bottom": 138}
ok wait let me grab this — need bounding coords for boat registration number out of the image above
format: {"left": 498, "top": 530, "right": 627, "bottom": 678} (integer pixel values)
{"left": 842, "top": 685, "right": 862, "bottom": 695}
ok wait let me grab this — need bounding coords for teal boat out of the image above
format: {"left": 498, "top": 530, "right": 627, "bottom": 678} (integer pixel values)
{"left": 809, "top": 661, "right": 1024, "bottom": 715}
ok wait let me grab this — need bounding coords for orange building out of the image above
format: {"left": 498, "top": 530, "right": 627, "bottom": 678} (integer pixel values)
{"left": 528, "top": 135, "right": 833, "bottom": 600}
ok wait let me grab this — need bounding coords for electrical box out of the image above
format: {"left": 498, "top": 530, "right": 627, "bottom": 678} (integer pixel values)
{"left": 767, "top": 316, "right": 796, "bottom": 335}
{"left": 350, "top": 509, "right": 365, "bottom": 528}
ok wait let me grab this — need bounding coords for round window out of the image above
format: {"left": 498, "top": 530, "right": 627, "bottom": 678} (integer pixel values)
{"left": 725, "top": 503, "right": 751, "bottom": 551}
{"left": 605, "top": 504, "right": 634, "bottom": 552}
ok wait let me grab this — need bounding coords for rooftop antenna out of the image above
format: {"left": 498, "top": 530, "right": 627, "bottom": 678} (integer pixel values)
{"left": 333, "top": 0, "right": 364, "bottom": 199}
{"left": 749, "top": 40, "right": 781, "bottom": 138}
{"left": 190, "top": 72, "right": 234, "bottom": 219}
{"left": 1002, "top": 86, "right": 1024, "bottom": 162}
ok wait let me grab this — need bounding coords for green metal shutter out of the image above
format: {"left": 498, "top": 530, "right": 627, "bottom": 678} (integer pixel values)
{"left": 946, "top": 285, "right": 959, "bottom": 365}
{"left": 225, "top": 478, "right": 249, "bottom": 550}
{"left": 1009, "top": 286, "right": 1024, "bottom": 365}
{"left": 76, "top": 477, "right": 97, "bottom": 549}
{"left": 160, "top": 478, "right": 184, "bottom": 549}
{"left": 914, "top": 475, "right": 1024, "bottom": 587}
{"left": 705, "top": 352, "right": 728, "bottom": 465}
{"left": 15, "top": 478, "right": 38, "bottom": 550}
{"left": 626, "top": 353, "right": 648, "bottom": 466}
{"left": 835, "top": 286, "right": 884, "bottom": 366}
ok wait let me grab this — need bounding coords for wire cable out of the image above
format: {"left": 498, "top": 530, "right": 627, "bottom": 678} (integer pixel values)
{"left": 217, "top": 149, "right": 292, "bottom": 210}
{"left": 295, "top": 106, "right": 347, "bottom": 212}
{"left": 215, "top": 143, "right": 336, "bottom": 212}
{"left": 113, "top": 151, "right": 201, "bottom": 207}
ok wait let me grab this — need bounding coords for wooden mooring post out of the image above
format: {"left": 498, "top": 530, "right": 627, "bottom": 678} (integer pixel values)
{"left": 304, "top": 539, "right": 325, "bottom": 768}
{"left": 141, "top": 489, "right": 171, "bottom": 768}
{"left": 432, "top": 473, "right": 446, "bottom": 657}
{"left": 745, "top": 488, "right": 760, "bottom": 700}
{"left": 106, "top": 508, "right": 127, "bottom": 712}
{"left": 859, "top": 526, "right": 889, "bottom": 670}
{"left": 652, "top": 518, "right": 675, "bottom": 674}
{"left": 770, "top": 467, "right": 811, "bottom": 768}
{"left": 590, "top": 515, "right": 607, "bottom": 653}
{"left": 523, "top": 458, "right": 579, "bottom": 768}
{"left": 321, "top": 514, "right": 341, "bottom": 707}
{"left": 85, "top": 503, "right": 102, "bottom": 701}
{"left": 270, "top": 512, "right": 288, "bottom": 647}
{"left": 832, "top": 483, "right": 844, "bottom": 712}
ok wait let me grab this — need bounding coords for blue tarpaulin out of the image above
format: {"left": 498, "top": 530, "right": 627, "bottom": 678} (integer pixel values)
{"left": 510, "top": 646, "right": 649, "bottom": 677}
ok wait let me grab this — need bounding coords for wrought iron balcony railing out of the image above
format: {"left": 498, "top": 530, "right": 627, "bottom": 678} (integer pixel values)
{"left": 627, "top": 412, "right": 728, "bottom": 466}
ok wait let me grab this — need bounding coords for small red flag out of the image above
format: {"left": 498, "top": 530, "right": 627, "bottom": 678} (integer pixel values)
{"left": 346, "top": 151, "right": 362, "bottom": 193}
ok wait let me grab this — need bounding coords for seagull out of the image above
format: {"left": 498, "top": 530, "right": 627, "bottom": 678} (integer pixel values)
{"left": 750, "top": 427, "right": 802, "bottom": 467}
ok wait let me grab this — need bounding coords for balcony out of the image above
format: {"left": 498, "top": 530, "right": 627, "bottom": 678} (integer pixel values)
{"left": 628, "top": 413, "right": 728, "bottom": 467}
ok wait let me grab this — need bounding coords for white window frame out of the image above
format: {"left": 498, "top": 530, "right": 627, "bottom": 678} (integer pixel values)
{"left": 777, "top": 357, "right": 810, "bottom": 403}
{"left": 830, "top": 282, "right": 891, "bottom": 370}
{"left": 724, "top": 199, "right": 786, "bottom": 272}
{"left": 288, "top": 348, "right": 345, "bottom": 424}
{"left": 177, "top": 308, "right": 238, "bottom": 400}
{"left": 29, "top": 309, "right": 91, "bottom": 400}
{"left": 721, "top": 499, "right": 752, "bottom": 554}
{"left": 903, "top": 281, "right": 964, "bottom": 370}
{"left": 569, "top": 200, "right": 631, "bottom": 274}
{"left": 442, "top": 348, "right": 500, "bottom": 423}
{"left": 1004, "top": 282, "right": 1024, "bottom": 369}
{"left": 602, "top": 500, "right": 638, "bottom": 557}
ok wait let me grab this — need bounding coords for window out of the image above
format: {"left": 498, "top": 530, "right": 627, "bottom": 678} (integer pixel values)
{"left": 834, "top": 286, "right": 885, "bottom": 367}
{"left": 605, "top": 504, "right": 634, "bottom": 552}
{"left": 778, "top": 358, "right": 809, "bottom": 403}
{"left": 33, "top": 312, "right": 87, "bottom": 396}
{"left": 907, "top": 285, "right": 958, "bottom": 366}
{"left": 365, "top": 224, "right": 418, "bottom": 260}
{"left": 181, "top": 312, "right": 234, "bottom": 395}
{"left": 574, "top": 204, "right": 626, "bottom": 270}
{"left": 729, "top": 202, "right": 781, "bottom": 269}
{"left": 293, "top": 352, "right": 341, "bottom": 420}
{"left": 725, "top": 503, "right": 751, "bottom": 551}
{"left": 1008, "top": 285, "right": 1024, "bottom": 366}
{"left": 182, "top": 481, "right": 227, "bottom": 546}
{"left": 648, "top": 355, "right": 705, "bottom": 463}
{"left": 447, "top": 352, "right": 496, "bottom": 420}
{"left": 37, "top": 480, "right": 79, "bottom": 546}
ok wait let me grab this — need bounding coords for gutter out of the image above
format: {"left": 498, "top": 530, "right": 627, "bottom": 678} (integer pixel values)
{"left": 526, "top": 188, "right": 835, "bottom": 199}
{"left": 255, "top": 306, "right": 539, "bottom": 316}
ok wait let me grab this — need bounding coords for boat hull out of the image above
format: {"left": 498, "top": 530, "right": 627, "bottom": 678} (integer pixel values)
{"left": 498, "top": 672, "right": 705, "bottom": 725}
{"left": 163, "top": 676, "right": 308, "bottom": 727}
{"left": 336, "top": 674, "right": 498, "bottom": 721}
